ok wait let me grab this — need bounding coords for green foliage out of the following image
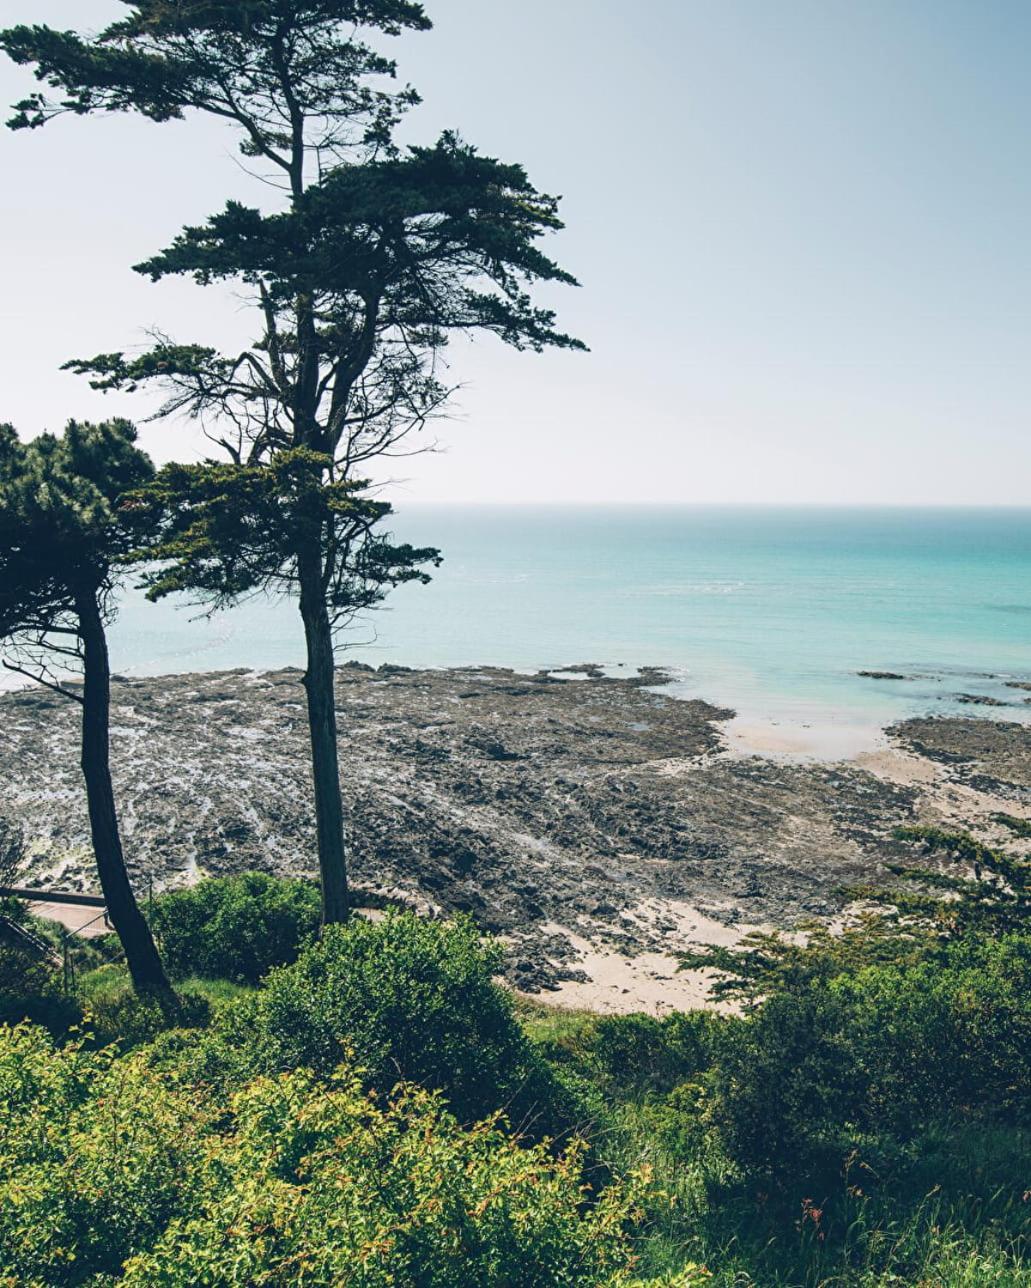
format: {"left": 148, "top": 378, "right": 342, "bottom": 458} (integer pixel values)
{"left": 0, "top": 419, "right": 153, "bottom": 654}
{"left": 123, "top": 133, "right": 585, "bottom": 348}
{"left": 122, "top": 1070, "right": 639, "bottom": 1287}
{"left": 222, "top": 913, "right": 583, "bottom": 1139}
{"left": 612, "top": 1274, "right": 711, "bottom": 1288}
{"left": 699, "top": 933, "right": 1031, "bottom": 1186}
{"left": 877, "top": 824, "right": 1031, "bottom": 936}
{"left": 684, "top": 826, "right": 1031, "bottom": 1013}
{"left": 592, "top": 1013, "right": 724, "bottom": 1098}
{"left": 0, "top": 1024, "right": 213, "bottom": 1286}
{"left": 993, "top": 812, "right": 1031, "bottom": 839}
{"left": 2, "top": 869, "right": 1031, "bottom": 1285}
{"left": 62, "top": 128, "right": 585, "bottom": 639}
{"left": 122, "top": 451, "right": 439, "bottom": 617}
{"left": 0, "top": 1023, "right": 643, "bottom": 1286}
{"left": 149, "top": 871, "right": 321, "bottom": 983}
{"left": 615, "top": 1107, "right": 1031, "bottom": 1286}
{"left": 0, "top": 946, "right": 79, "bottom": 1035}
{"left": 682, "top": 914, "right": 928, "bottom": 1007}
{"left": 84, "top": 987, "right": 212, "bottom": 1052}
{"left": 1, "top": 3, "right": 429, "bottom": 143}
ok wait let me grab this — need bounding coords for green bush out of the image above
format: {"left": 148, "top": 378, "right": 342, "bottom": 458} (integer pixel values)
{"left": 592, "top": 1012, "right": 724, "bottom": 1097}
{"left": 123, "top": 1069, "right": 641, "bottom": 1286}
{"left": 0, "top": 1024, "right": 212, "bottom": 1285}
{"left": 0, "top": 945, "right": 80, "bottom": 1035}
{"left": 221, "top": 913, "right": 586, "bottom": 1138}
{"left": 703, "top": 933, "right": 1031, "bottom": 1186}
{"left": 0, "top": 1023, "right": 644, "bottom": 1286}
{"left": 149, "top": 872, "right": 320, "bottom": 983}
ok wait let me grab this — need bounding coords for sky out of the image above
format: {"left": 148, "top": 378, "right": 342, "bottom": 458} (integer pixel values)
{"left": 1, "top": 0, "right": 1029, "bottom": 505}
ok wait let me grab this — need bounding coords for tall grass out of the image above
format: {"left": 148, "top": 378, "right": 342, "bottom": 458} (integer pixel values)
{"left": 601, "top": 1095, "right": 1030, "bottom": 1285}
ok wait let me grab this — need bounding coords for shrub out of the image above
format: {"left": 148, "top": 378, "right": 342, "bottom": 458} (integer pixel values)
{"left": 592, "top": 1012, "right": 724, "bottom": 1097}
{"left": 222, "top": 913, "right": 586, "bottom": 1137}
{"left": 0, "top": 1024, "right": 212, "bottom": 1285}
{"left": 121, "top": 1068, "right": 643, "bottom": 1286}
{"left": 702, "top": 933, "right": 1031, "bottom": 1186}
{"left": 0, "top": 1024, "right": 644, "bottom": 1286}
{"left": 149, "top": 872, "right": 320, "bottom": 983}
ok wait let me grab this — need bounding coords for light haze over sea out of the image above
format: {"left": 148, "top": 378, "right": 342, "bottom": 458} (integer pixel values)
{"left": 91, "top": 505, "right": 1031, "bottom": 760}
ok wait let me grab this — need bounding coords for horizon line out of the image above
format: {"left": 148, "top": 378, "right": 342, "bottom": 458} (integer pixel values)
{"left": 384, "top": 498, "right": 1031, "bottom": 509}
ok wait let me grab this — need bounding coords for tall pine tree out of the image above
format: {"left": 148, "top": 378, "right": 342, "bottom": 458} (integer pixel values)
{"left": 3, "top": 3, "right": 584, "bottom": 921}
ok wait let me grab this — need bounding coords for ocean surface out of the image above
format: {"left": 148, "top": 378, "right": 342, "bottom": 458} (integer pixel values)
{"left": 22, "top": 506, "right": 1031, "bottom": 758}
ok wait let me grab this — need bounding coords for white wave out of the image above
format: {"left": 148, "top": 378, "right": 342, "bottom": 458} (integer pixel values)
{"left": 629, "top": 581, "right": 746, "bottom": 597}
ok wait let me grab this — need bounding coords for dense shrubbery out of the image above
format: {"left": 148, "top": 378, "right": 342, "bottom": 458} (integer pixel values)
{"left": 684, "top": 828, "right": 1031, "bottom": 1191}
{"left": 213, "top": 912, "right": 586, "bottom": 1139}
{"left": 701, "top": 933, "right": 1031, "bottom": 1184}
{"left": 2, "top": 852, "right": 1030, "bottom": 1284}
{"left": 0, "top": 1027, "right": 212, "bottom": 1286}
{"left": 519, "top": 828, "right": 1031, "bottom": 1282}
{"left": 149, "top": 872, "right": 320, "bottom": 983}
{"left": 0, "top": 1024, "right": 644, "bottom": 1287}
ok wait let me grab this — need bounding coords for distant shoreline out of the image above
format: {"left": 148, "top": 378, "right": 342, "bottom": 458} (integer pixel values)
{"left": 4, "top": 655, "right": 1029, "bottom": 762}
{"left": 7, "top": 505, "right": 1031, "bottom": 746}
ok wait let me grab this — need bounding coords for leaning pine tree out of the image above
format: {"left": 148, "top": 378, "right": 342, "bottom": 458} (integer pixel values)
{"left": 2, "top": 2, "right": 584, "bottom": 923}
{"left": 0, "top": 421, "right": 172, "bottom": 998}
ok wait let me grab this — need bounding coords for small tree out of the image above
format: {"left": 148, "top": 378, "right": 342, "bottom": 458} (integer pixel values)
{"left": 2, "top": 5, "right": 585, "bottom": 921}
{"left": 0, "top": 420, "right": 171, "bottom": 998}
{"left": 683, "top": 825, "right": 1031, "bottom": 1006}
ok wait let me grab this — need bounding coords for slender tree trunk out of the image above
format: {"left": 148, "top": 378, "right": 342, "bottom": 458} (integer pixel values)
{"left": 76, "top": 589, "right": 172, "bottom": 997}
{"left": 296, "top": 541, "right": 350, "bottom": 925}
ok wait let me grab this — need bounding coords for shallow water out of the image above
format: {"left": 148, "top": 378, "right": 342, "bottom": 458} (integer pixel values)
{"left": 13, "top": 506, "right": 1031, "bottom": 756}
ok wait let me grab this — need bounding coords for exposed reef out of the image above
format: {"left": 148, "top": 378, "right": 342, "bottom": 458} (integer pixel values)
{"left": 3, "top": 665, "right": 1028, "bottom": 991}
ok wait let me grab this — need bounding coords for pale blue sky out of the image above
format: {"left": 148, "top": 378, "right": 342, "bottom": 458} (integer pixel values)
{"left": 2, "top": 0, "right": 1029, "bottom": 503}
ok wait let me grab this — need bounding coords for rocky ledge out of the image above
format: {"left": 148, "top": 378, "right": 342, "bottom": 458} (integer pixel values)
{"left": 2, "top": 664, "right": 1028, "bottom": 990}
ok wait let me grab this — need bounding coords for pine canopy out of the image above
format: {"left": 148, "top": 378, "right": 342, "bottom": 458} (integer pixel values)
{"left": 0, "top": 420, "right": 154, "bottom": 667}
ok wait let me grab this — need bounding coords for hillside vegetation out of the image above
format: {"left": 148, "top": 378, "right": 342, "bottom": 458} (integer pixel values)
{"left": 1, "top": 838, "right": 1029, "bottom": 1286}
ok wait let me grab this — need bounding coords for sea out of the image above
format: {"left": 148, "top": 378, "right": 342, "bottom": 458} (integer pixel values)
{"left": 22, "top": 506, "right": 1031, "bottom": 759}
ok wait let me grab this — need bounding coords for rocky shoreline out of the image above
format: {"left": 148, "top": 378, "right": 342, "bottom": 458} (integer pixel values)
{"left": 3, "top": 664, "right": 1029, "bottom": 1001}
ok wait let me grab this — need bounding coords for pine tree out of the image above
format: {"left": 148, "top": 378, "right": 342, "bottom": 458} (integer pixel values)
{"left": 0, "top": 421, "right": 172, "bottom": 997}
{"left": 2, "top": 4, "right": 584, "bottom": 922}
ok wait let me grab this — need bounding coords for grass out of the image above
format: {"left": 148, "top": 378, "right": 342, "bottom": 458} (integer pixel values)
{"left": 512, "top": 1000, "right": 1031, "bottom": 1285}
{"left": 514, "top": 996, "right": 598, "bottom": 1052}
{"left": 76, "top": 962, "right": 254, "bottom": 1011}
{"left": 603, "top": 1100, "right": 1031, "bottom": 1286}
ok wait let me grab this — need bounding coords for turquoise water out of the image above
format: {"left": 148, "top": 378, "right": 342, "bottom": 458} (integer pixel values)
{"left": 105, "top": 505, "right": 1031, "bottom": 749}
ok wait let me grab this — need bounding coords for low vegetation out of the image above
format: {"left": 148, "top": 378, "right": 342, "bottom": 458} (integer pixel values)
{"left": 148, "top": 871, "right": 321, "bottom": 984}
{"left": 0, "top": 829, "right": 1028, "bottom": 1285}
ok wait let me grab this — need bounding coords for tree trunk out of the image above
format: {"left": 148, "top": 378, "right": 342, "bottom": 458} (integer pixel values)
{"left": 76, "top": 589, "right": 172, "bottom": 998}
{"left": 296, "top": 541, "right": 350, "bottom": 925}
